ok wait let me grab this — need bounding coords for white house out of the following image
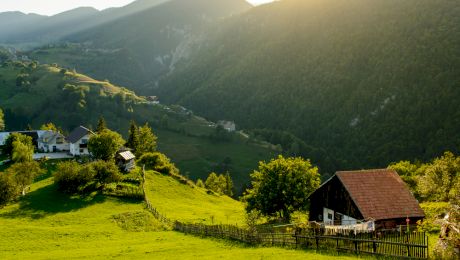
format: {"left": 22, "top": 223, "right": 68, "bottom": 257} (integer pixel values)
{"left": 217, "top": 120, "right": 236, "bottom": 132}
{"left": 66, "top": 126, "right": 94, "bottom": 156}
{"left": 38, "top": 131, "right": 69, "bottom": 153}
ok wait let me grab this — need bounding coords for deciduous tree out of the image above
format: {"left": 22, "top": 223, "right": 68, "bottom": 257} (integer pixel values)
{"left": 418, "top": 152, "right": 460, "bottom": 202}
{"left": 2, "top": 133, "right": 33, "bottom": 157}
{"left": 88, "top": 129, "right": 125, "bottom": 161}
{"left": 244, "top": 155, "right": 321, "bottom": 222}
{"left": 7, "top": 161, "right": 43, "bottom": 196}
{"left": 11, "top": 140, "right": 34, "bottom": 163}
{"left": 0, "top": 173, "right": 18, "bottom": 205}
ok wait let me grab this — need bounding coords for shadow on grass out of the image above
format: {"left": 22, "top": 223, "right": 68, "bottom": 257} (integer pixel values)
{"left": 0, "top": 183, "right": 106, "bottom": 219}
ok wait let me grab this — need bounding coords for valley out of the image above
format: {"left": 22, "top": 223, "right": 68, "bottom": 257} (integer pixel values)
{"left": 0, "top": 0, "right": 458, "bottom": 258}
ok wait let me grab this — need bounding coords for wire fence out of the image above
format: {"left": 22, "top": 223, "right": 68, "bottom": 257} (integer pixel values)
{"left": 141, "top": 167, "right": 428, "bottom": 259}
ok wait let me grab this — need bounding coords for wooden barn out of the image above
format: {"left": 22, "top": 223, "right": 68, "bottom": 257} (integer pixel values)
{"left": 308, "top": 169, "right": 425, "bottom": 230}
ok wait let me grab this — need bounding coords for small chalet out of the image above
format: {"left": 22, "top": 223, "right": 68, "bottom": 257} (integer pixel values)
{"left": 116, "top": 150, "right": 136, "bottom": 172}
{"left": 308, "top": 169, "right": 425, "bottom": 230}
{"left": 38, "top": 131, "right": 69, "bottom": 152}
{"left": 66, "top": 126, "right": 94, "bottom": 156}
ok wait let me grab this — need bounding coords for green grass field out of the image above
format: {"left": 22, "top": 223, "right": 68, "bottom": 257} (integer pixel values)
{"left": 156, "top": 129, "right": 277, "bottom": 193}
{"left": 0, "top": 167, "right": 361, "bottom": 259}
{"left": 144, "top": 170, "right": 246, "bottom": 225}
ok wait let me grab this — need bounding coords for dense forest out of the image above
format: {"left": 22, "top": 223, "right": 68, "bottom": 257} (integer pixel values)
{"left": 158, "top": 0, "right": 460, "bottom": 173}
{"left": 27, "top": 0, "right": 251, "bottom": 94}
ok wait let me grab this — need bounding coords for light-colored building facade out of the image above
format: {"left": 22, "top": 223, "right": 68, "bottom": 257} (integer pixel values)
{"left": 66, "top": 126, "right": 94, "bottom": 156}
{"left": 38, "top": 131, "right": 69, "bottom": 152}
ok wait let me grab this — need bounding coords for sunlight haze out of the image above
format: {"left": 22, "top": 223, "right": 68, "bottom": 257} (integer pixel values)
{"left": 0, "top": 0, "right": 275, "bottom": 16}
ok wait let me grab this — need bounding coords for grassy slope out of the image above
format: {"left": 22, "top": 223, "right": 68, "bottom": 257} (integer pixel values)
{"left": 0, "top": 167, "right": 359, "bottom": 259}
{"left": 0, "top": 63, "right": 276, "bottom": 191}
{"left": 156, "top": 129, "right": 277, "bottom": 192}
{"left": 144, "top": 170, "right": 245, "bottom": 225}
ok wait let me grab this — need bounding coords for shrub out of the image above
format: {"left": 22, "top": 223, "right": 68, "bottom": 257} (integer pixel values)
{"left": 54, "top": 161, "right": 94, "bottom": 194}
{"left": 91, "top": 160, "right": 122, "bottom": 185}
{"left": 139, "top": 152, "right": 179, "bottom": 176}
{"left": 418, "top": 202, "right": 450, "bottom": 233}
{"left": 0, "top": 173, "right": 18, "bottom": 205}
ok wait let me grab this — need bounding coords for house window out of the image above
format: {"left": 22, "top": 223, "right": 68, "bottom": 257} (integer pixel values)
{"left": 81, "top": 139, "right": 88, "bottom": 144}
{"left": 80, "top": 149, "right": 84, "bottom": 153}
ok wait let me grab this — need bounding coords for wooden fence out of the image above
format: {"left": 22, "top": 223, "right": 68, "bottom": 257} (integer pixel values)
{"left": 141, "top": 168, "right": 428, "bottom": 259}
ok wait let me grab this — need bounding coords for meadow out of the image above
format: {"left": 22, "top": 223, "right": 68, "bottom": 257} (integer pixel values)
{"left": 143, "top": 170, "right": 245, "bottom": 225}
{"left": 0, "top": 166, "right": 362, "bottom": 259}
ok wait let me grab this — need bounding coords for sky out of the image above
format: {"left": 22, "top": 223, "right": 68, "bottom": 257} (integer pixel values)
{"left": 0, "top": 0, "right": 275, "bottom": 16}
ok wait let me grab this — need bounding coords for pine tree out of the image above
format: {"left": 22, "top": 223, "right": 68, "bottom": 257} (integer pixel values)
{"left": 126, "top": 120, "right": 139, "bottom": 152}
{"left": 96, "top": 116, "right": 107, "bottom": 133}
{"left": 224, "top": 172, "right": 234, "bottom": 197}
{"left": 136, "top": 123, "right": 157, "bottom": 156}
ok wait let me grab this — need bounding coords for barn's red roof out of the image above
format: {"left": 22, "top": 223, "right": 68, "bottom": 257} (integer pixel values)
{"left": 336, "top": 169, "right": 425, "bottom": 220}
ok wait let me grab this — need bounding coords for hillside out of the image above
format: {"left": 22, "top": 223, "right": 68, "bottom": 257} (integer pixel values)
{"left": 158, "top": 0, "right": 460, "bottom": 173}
{"left": 144, "top": 170, "right": 245, "bottom": 224}
{"left": 29, "top": 0, "right": 252, "bottom": 94}
{"left": 0, "top": 167, "right": 345, "bottom": 259}
{"left": 0, "top": 61, "right": 276, "bottom": 191}
{"left": 0, "top": 0, "right": 169, "bottom": 47}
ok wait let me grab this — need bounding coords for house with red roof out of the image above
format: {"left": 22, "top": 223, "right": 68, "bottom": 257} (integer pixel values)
{"left": 308, "top": 169, "right": 425, "bottom": 230}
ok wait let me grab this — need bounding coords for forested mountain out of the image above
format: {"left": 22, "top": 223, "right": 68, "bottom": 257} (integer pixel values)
{"left": 0, "top": 0, "right": 169, "bottom": 46}
{"left": 0, "top": 59, "right": 275, "bottom": 190}
{"left": 29, "top": 0, "right": 252, "bottom": 94}
{"left": 157, "top": 0, "right": 460, "bottom": 173}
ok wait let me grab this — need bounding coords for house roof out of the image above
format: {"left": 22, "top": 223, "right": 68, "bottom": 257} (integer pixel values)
{"left": 336, "top": 169, "right": 425, "bottom": 220}
{"left": 66, "top": 126, "right": 94, "bottom": 143}
{"left": 117, "top": 151, "right": 135, "bottom": 161}
{"left": 38, "top": 131, "right": 65, "bottom": 144}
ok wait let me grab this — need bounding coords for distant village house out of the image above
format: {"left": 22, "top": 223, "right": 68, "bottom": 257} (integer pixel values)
{"left": 217, "top": 120, "right": 236, "bottom": 132}
{"left": 308, "top": 169, "right": 425, "bottom": 230}
{"left": 145, "top": 96, "right": 160, "bottom": 105}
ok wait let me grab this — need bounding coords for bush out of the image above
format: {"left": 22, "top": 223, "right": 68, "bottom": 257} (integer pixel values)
{"left": 0, "top": 173, "right": 18, "bottom": 205}
{"left": 91, "top": 160, "right": 122, "bottom": 185}
{"left": 418, "top": 202, "right": 450, "bottom": 233}
{"left": 139, "top": 152, "right": 179, "bottom": 176}
{"left": 54, "top": 161, "right": 94, "bottom": 194}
